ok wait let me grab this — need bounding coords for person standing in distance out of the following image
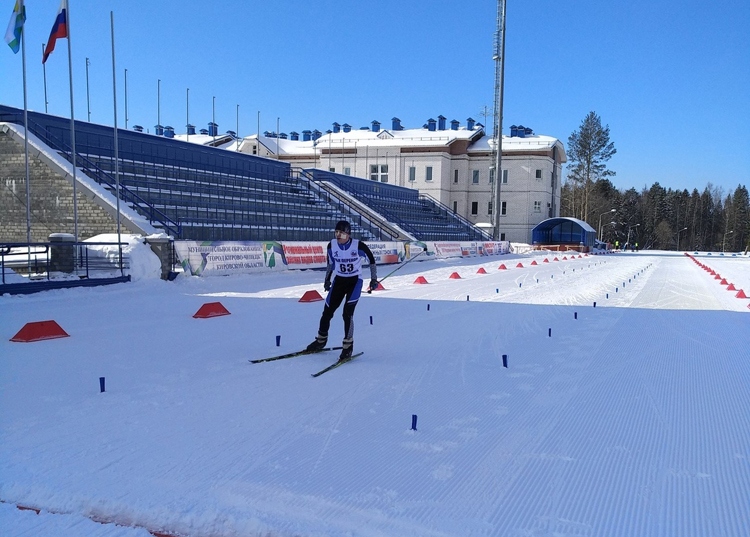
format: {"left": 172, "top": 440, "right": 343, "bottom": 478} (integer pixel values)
{"left": 306, "top": 220, "right": 378, "bottom": 361}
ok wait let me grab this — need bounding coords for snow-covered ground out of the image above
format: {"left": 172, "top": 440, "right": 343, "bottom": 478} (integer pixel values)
{"left": 2, "top": 248, "right": 749, "bottom": 537}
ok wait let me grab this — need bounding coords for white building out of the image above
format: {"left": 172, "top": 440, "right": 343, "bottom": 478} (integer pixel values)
{"left": 237, "top": 117, "right": 566, "bottom": 243}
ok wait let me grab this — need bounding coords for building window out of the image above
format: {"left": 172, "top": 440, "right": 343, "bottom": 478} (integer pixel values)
{"left": 454, "top": 170, "right": 459, "bottom": 184}
{"left": 534, "top": 201, "right": 541, "bottom": 212}
{"left": 489, "top": 168, "right": 495, "bottom": 183}
{"left": 472, "top": 170, "right": 479, "bottom": 184}
{"left": 426, "top": 166, "right": 433, "bottom": 182}
{"left": 502, "top": 169, "right": 508, "bottom": 184}
{"left": 535, "top": 169, "right": 542, "bottom": 180}
{"left": 329, "top": 167, "right": 336, "bottom": 173}
{"left": 488, "top": 201, "right": 493, "bottom": 215}
{"left": 344, "top": 167, "right": 351, "bottom": 176}
{"left": 453, "top": 201, "right": 457, "bottom": 213}
{"left": 471, "top": 202, "right": 478, "bottom": 216}
{"left": 500, "top": 232, "right": 506, "bottom": 241}
{"left": 501, "top": 201, "right": 507, "bottom": 216}
{"left": 370, "top": 164, "right": 388, "bottom": 182}
{"left": 408, "top": 166, "right": 416, "bottom": 182}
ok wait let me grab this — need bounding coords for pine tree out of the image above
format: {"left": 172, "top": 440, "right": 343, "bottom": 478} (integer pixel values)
{"left": 566, "top": 112, "right": 617, "bottom": 223}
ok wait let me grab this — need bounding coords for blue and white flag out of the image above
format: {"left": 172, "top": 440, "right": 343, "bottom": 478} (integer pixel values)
{"left": 4, "top": 0, "right": 25, "bottom": 53}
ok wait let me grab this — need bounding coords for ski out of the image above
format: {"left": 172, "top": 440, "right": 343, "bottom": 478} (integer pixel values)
{"left": 249, "top": 347, "right": 343, "bottom": 364}
{"left": 311, "top": 352, "right": 364, "bottom": 377}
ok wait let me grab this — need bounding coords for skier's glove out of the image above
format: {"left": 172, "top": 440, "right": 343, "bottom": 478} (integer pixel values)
{"left": 369, "top": 279, "right": 379, "bottom": 291}
{"left": 324, "top": 279, "right": 332, "bottom": 292}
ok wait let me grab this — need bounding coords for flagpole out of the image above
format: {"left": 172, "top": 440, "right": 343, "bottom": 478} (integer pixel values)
{"left": 110, "top": 11, "right": 123, "bottom": 275}
{"left": 20, "top": 2, "right": 31, "bottom": 252}
{"left": 41, "top": 43, "right": 49, "bottom": 113}
{"left": 64, "top": 0, "right": 79, "bottom": 248}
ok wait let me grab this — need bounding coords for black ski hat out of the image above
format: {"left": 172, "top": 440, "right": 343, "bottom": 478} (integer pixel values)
{"left": 335, "top": 220, "right": 351, "bottom": 234}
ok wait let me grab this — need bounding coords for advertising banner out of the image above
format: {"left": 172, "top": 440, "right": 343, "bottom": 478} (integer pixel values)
{"left": 432, "top": 242, "right": 464, "bottom": 258}
{"left": 175, "top": 241, "right": 288, "bottom": 276}
{"left": 364, "top": 242, "right": 401, "bottom": 265}
{"left": 281, "top": 242, "right": 328, "bottom": 270}
{"left": 175, "top": 240, "right": 512, "bottom": 276}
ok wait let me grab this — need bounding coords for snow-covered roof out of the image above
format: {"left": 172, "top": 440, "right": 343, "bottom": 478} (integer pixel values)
{"left": 253, "top": 125, "right": 484, "bottom": 156}
{"left": 173, "top": 133, "right": 235, "bottom": 147}
{"left": 471, "top": 134, "right": 564, "bottom": 154}
{"left": 168, "top": 120, "right": 565, "bottom": 161}
{"left": 248, "top": 127, "right": 564, "bottom": 161}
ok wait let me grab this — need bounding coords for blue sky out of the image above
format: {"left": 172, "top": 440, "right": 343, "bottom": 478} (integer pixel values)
{"left": 2, "top": 0, "right": 749, "bottom": 195}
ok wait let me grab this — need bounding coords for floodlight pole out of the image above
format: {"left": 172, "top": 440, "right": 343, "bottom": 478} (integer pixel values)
{"left": 722, "top": 229, "right": 733, "bottom": 253}
{"left": 626, "top": 223, "right": 640, "bottom": 250}
{"left": 676, "top": 227, "right": 687, "bottom": 251}
{"left": 598, "top": 209, "right": 616, "bottom": 241}
{"left": 491, "top": 0, "right": 507, "bottom": 241}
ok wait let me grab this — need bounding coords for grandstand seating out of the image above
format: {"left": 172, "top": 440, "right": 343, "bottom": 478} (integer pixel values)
{"left": 1, "top": 105, "right": 490, "bottom": 242}
{"left": 308, "top": 170, "right": 489, "bottom": 241}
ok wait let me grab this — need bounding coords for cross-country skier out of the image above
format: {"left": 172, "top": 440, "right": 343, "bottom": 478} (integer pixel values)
{"left": 306, "top": 220, "right": 378, "bottom": 361}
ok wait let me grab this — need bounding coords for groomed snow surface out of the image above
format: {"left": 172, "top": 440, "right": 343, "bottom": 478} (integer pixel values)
{"left": 2, "top": 249, "right": 750, "bottom": 537}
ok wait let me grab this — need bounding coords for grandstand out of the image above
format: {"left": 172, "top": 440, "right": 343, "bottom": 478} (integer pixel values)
{"left": 1, "top": 105, "right": 490, "bottom": 243}
{"left": 309, "top": 170, "right": 488, "bottom": 241}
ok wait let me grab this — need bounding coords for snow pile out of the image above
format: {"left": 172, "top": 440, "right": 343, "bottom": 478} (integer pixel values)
{"left": 84, "top": 234, "right": 162, "bottom": 282}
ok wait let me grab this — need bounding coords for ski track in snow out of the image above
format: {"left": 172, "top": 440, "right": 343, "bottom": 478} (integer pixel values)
{"left": 1, "top": 251, "right": 749, "bottom": 537}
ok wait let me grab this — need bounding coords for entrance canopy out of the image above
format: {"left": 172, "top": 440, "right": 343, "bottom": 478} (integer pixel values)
{"left": 532, "top": 217, "right": 596, "bottom": 249}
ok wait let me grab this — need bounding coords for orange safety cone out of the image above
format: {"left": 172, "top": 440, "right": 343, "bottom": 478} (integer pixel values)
{"left": 11, "top": 320, "right": 70, "bottom": 342}
{"left": 414, "top": 276, "right": 429, "bottom": 284}
{"left": 298, "top": 290, "right": 324, "bottom": 303}
{"left": 449, "top": 272, "right": 462, "bottom": 279}
{"left": 530, "top": 260, "right": 538, "bottom": 266}
{"left": 543, "top": 258, "right": 549, "bottom": 263}
{"left": 736, "top": 289, "right": 748, "bottom": 299}
{"left": 498, "top": 264, "right": 507, "bottom": 270}
{"left": 193, "top": 302, "right": 231, "bottom": 318}
{"left": 516, "top": 262, "right": 524, "bottom": 268}
{"left": 553, "top": 257, "right": 560, "bottom": 262}
{"left": 727, "top": 283, "right": 736, "bottom": 291}
{"left": 476, "top": 267, "right": 488, "bottom": 274}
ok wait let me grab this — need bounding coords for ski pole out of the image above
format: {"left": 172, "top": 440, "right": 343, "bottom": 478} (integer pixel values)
{"left": 367, "top": 247, "right": 427, "bottom": 293}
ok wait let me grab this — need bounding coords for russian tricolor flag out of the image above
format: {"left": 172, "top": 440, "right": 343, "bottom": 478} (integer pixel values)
{"left": 42, "top": 0, "right": 68, "bottom": 64}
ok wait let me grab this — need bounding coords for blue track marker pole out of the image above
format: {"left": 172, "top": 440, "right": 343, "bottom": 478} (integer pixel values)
{"left": 99, "top": 377, "right": 106, "bottom": 393}
{"left": 502, "top": 354, "right": 508, "bottom": 368}
{"left": 276, "top": 335, "right": 281, "bottom": 346}
{"left": 411, "top": 414, "right": 418, "bottom": 431}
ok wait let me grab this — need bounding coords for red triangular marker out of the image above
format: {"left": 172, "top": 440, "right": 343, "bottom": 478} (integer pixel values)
{"left": 11, "top": 320, "right": 69, "bottom": 342}
{"left": 193, "top": 302, "right": 231, "bottom": 318}
{"left": 298, "top": 290, "right": 324, "bottom": 303}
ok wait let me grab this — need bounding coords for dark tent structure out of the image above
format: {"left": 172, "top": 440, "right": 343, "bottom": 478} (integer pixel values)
{"left": 531, "top": 217, "right": 596, "bottom": 252}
